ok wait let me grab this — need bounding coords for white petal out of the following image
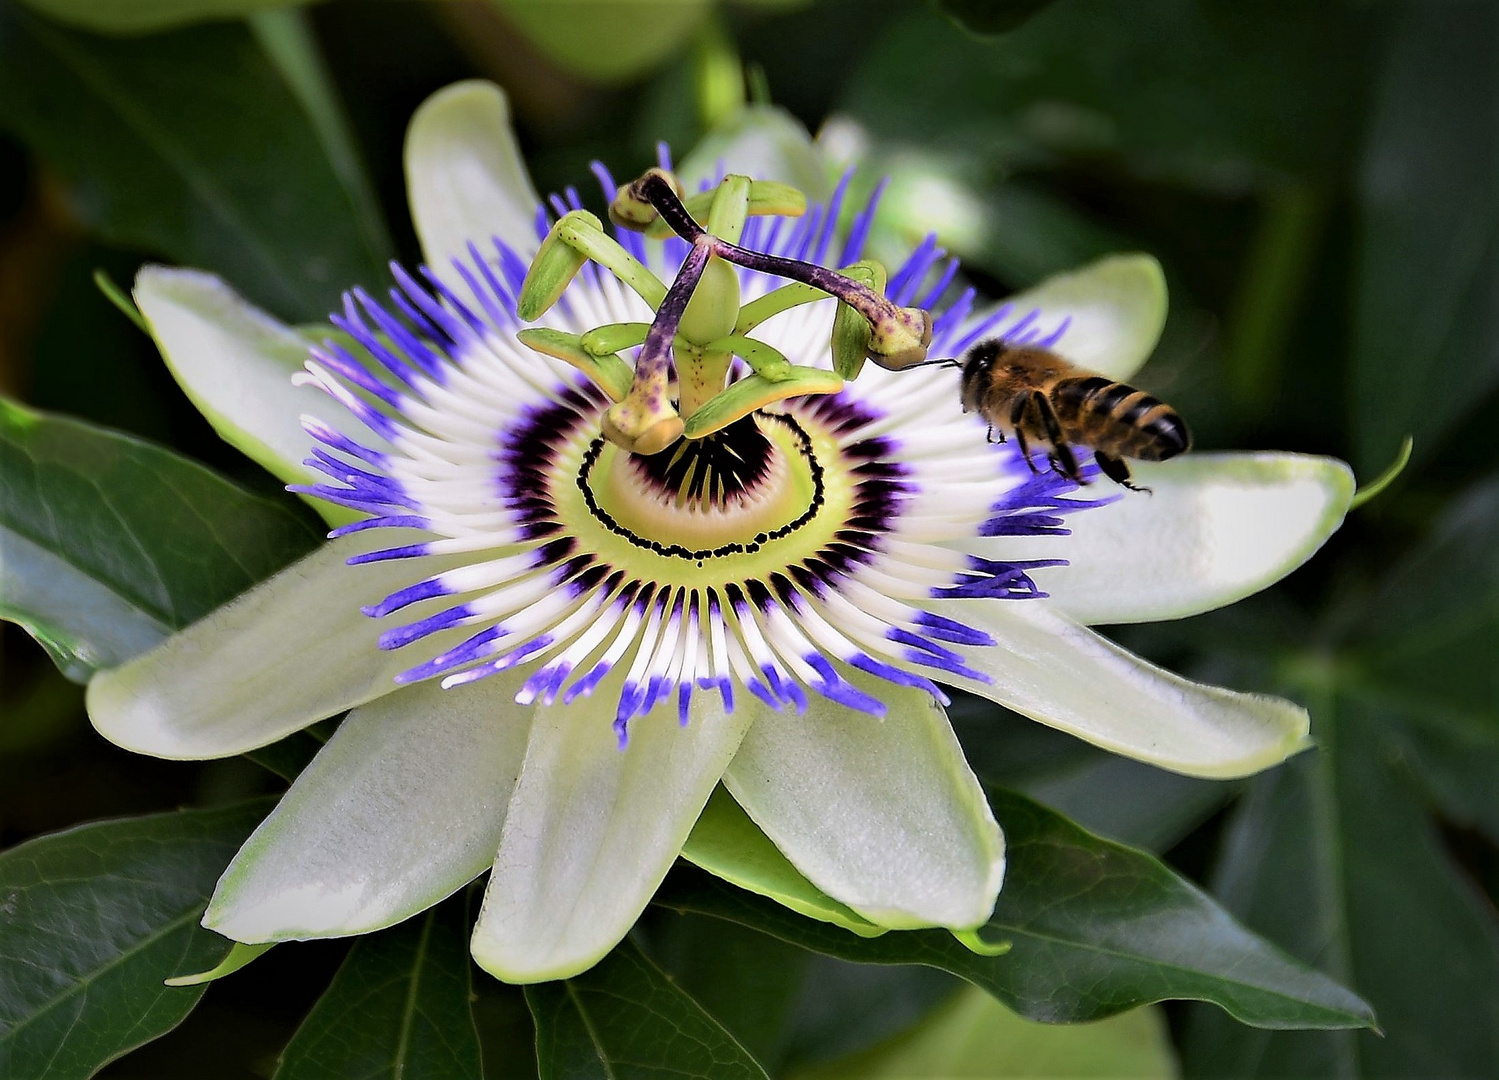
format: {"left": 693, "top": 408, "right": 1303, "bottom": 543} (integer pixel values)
{"left": 991, "top": 452, "right": 1354, "bottom": 625}
{"left": 405, "top": 80, "right": 543, "bottom": 269}
{"left": 721, "top": 676, "right": 1004, "bottom": 931}
{"left": 930, "top": 600, "right": 1311, "bottom": 779}
{"left": 205, "top": 676, "right": 531, "bottom": 942}
{"left": 470, "top": 687, "right": 752, "bottom": 983}
{"left": 1002, "top": 254, "right": 1168, "bottom": 380}
{"left": 678, "top": 104, "right": 830, "bottom": 199}
{"left": 134, "top": 267, "right": 346, "bottom": 496}
{"left": 86, "top": 533, "right": 459, "bottom": 759}
{"left": 680, "top": 786, "right": 887, "bottom": 938}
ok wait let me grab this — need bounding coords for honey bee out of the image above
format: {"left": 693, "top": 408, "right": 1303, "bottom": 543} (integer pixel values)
{"left": 954, "top": 339, "right": 1190, "bottom": 490}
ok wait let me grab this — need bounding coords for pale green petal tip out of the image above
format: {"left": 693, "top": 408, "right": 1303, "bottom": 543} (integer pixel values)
{"left": 467, "top": 941, "right": 604, "bottom": 986}
{"left": 1320, "top": 455, "right": 1358, "bottom": 527}
{"left": 405, "top": 79, "right": 543, "bottom": 265}
{"left": 850, "top": 830, "right": 1004, "bottom": 933}
{"left": 1186, "top": 693, "right": 1312, "bottom": 781}
{"left": 1007, "top": 252, "right": 1168, "bottom": 380}
{"left": 164, "top": 941, "right": 275, "bottom": 987}
{"left": 202, "top": 865, "right": 408, "bottom": 944}
{"left": 85, "top": 660, "right": 234, "bottom": 762}
{"left": 133, "top": 267, "right": 312, "bottom": 484}
{"left": 722, "top": 685, "right": 1006, "bottom": 933}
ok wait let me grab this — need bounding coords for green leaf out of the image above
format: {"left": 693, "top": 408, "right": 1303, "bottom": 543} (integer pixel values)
{"left": 1352, "top": 2, "right": 1499, "bottom": 472}
{"left": 776, "top": 959, "right": 957, "bottom": 1074}
{"left": 640, "top": 915, "right": 813, "bottom": 1072}
{"left": 844, "top": 3, "right": 1372, "bottom": 186}
{"left": 1345, "top": 474, "right": 1499, "bottom": 841}
{"left": 656, "top": 789, "right": 1375, "bottom": 1030}
{"left": 0, "top": 3, "right": 390, "bottom": 321}
{"left": 16, "top": 0, "right": 298, "bottom": 35}
{"left": 274, "top": 899, "right": 482, "bottom": 1080}
{"left": 0, "top": 397, "right": 321, "bottom": 680}
{"left": 0, "top": 800, "right": 271, "bottom": 1079}
{"left": 948, "top": 696, "right": 1230, "bottom": 854}
{"left": 1181, "top": 697, "right": 1499, "bottom": 1077}
{"left": 247, "top": 8, "right": 392, "bottom": 272}
{"left": 525, "top": 938, "right": 770, "bottom": 1080}
{"left": 1353, "top": 474, "right": 1499, "bottom": 720}
{"left": 790, "top": 987, "right": 1175, "bottom": 1079}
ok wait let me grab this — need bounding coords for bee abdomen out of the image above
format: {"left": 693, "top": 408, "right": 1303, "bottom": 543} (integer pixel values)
{"left": 1055, "top": 378, "right": 1191, "bottom": 461}
{"left": 1113, "top": 394, "right": 1190, "bottom": 460}
{"left": 1134, "top": 407, "right": 1190, "bottom": 460}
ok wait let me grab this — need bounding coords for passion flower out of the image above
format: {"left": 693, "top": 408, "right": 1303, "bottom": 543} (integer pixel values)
{"left": 86, "top": 82, "right": 1353, "bottom": 982}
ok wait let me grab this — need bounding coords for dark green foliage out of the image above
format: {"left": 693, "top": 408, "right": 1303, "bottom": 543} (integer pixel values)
{"left": 0, "top": 801, "right": 269, "bottom": 1079}
{"left": 931, "top": 0, "right": 1058, "bottom": 38}
{"left": 0, "top": 398, "right": 320, "bottom": 680}
{"left": 275, "top": 898, "right": 483, "bottom": 1080}
{"left": 1351, "top": 3, "right": 1499, "bottom": 473}
{"left": 1180, "top": 475, "right": 1499, "bottom": 1078}
{"left": 525, "top": 939, "right": 769, "bottom": 1080}
{"left": 657, "top": 790, "right": 1375, "bottom": 1031}
{"left": 0, "top": 0, "right": 390, "bottom": 320}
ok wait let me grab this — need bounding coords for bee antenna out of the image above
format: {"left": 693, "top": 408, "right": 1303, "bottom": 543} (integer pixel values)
{"left": 910, "top": 357, "right": 963, "bottom": 370}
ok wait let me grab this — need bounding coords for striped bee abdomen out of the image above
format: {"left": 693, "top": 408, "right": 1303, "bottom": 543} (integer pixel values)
{"left": 1052, "top": 377, "right": 1191, "bottom": 462}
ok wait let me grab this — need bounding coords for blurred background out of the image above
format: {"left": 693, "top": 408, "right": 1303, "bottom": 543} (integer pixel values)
{"left": 1, "top": 0, "right": 1495, "bottom": 1076}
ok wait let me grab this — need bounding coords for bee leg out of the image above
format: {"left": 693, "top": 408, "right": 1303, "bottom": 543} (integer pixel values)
{"left": 1009, "top": 393, "right": 1039, "bottom": 473}
{"left": 1032, "top": 393, "right": 1083, "bottom": 484}
{"left": 1095, "top": 451, "right": 1151, "bottom": 494}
